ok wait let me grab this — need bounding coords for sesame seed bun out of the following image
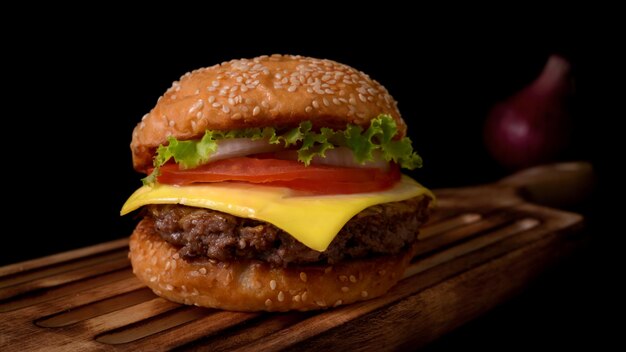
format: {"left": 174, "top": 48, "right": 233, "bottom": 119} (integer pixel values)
{"left": 130, "top": 217, "right": 416, "bottom": 312}
{"left": 131, "top": 54, "right": 405, "bottom": 172}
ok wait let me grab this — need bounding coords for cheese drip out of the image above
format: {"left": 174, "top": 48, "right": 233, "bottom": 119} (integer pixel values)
{"left": 122, "top": 175, "right": 433, "bottom": 251}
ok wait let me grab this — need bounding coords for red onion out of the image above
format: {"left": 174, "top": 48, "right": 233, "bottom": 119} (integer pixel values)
{"left": 484, "top": 55, "right": 572, "bottom": 170}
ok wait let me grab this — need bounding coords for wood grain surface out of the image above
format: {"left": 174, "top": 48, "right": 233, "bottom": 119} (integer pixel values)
{"left": 0, "top": 163, "right": 588, "bottom": 351}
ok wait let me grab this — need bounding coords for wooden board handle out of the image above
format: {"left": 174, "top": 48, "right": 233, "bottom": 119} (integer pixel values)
{"left": 499, "top": 161, "right": 594, "bottom": 208}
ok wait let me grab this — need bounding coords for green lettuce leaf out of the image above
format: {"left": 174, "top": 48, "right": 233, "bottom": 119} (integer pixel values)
{"left": 142, "top": 114, "right": 422, "bottom": 185}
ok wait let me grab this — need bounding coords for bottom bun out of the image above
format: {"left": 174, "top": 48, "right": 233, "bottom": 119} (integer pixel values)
{"left": 130, "top": 218, "right": 417, "bottom": 311}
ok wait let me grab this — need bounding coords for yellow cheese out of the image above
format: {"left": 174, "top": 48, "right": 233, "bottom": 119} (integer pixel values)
{"left": 121, "top": 175, "right": 433, "bottom": 252}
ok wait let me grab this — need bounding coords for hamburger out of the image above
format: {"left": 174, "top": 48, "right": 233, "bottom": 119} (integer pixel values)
{"left": 121, "top": 54, "right": 434, "bottom": 311}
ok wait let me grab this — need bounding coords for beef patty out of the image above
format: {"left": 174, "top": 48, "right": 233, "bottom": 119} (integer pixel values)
{"left": 145, "top": 196, "right": 431, "bottom": 267}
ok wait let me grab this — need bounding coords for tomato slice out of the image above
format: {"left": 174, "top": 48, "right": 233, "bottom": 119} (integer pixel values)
{"left": 155, "top": 157, "right": 400, "bottom": 195}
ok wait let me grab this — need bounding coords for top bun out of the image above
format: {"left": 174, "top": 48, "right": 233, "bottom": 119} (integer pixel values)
{"left": 131, "top": 54, "right": 405, "bottom": 172}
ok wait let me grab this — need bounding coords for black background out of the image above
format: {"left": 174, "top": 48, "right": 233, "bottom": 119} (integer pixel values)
{"left": 3, "top": 25, "right": 619, "bottom": 350}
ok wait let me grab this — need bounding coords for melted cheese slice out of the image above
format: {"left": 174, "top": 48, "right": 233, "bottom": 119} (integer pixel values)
{"left": 121, "top": 175, "right": 433, "bottom": 252}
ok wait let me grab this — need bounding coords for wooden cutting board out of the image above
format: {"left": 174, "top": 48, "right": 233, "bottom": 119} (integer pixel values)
{"left": 0, "top": 163, "right": 590, "bottom": 351}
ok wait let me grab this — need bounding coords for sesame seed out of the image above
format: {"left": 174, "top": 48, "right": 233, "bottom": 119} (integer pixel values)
{"left": 150, "top": 257, "right": 157, "bottom": 265}
{"left": 349, "top": 275, "right": 357, "bottom": 283}
{"left": 312, "top": 100, "right": 319, "bottom": 109}
{"left": 341, "top": 286, "right": 349, "bottom": 292}
{"left": 361, "top": 291, "right": 368, "bottom": 298}
{"left": 207, "top": 86, "right": 216, "bottom": 92}
{"left": 166, "top": 284, "right": 174, "bottom": 291}
{"left": 339, "top": 275, "right": 348, "bottom": 282}
{"left": 359, "top": 94, "right": 367, "bottom": 102}
{"left": 212, "top": 102, "right": 221, "bottom": 108}
{"left": 334, "top": 300, "right": 343, "bottom": 307}
{"left": 316, "top": 300, "right": 327, "bottom": 307}
{"left": 211, "top": 80, "right": 219, "bottom": 87}
{"left": 150, "top": 276, "right": 157, "bottom": 282}
{"left": 265, "top": 299, "right": 272, "bottom": 307}
{"left": 169, "top": 120, "right": 175, "bottom": 127}
{"left": 171, "top": 260, "right": 177, "bottom": 270}
{"left": 305, "top": 106, "right": 312, "bottom": 113}
{"left": 253, "top": 106, "right": 261, "bottom": 116}
{"left": 325, "top": 89, "right": 334, "bottom": 94}
{"left": 231, "top": 113, "right": 242, "bottom": 120}
{"left": 270, "top": 280, "right": 277, "bottom": 290}
{"left": 173, "top": 253, "right": 180, "bottom": 260}
{"left": 191, "top": 270, "right": 199, "bottom": 276}
{"left": 278, "top": 291, "right": 285, "bottom": 302}
{"left": 300, "top": 272, "right": 308, "bottom": 282}
{"left": 165, "top": 261, "right": 171, "bottom": 270}
{"left": 240, "top": 86, "right": 248, "bottom": 93}
{"left": 324, "top": 266, "right": 333, "bottom": 274}
{"left": 288, "top": 85, "right": 297, "bottom": 92}
{"left": 194, "top": 89, "right": 200, "bottom": 95}
{"left": 228, "top": 98, "right": 235, "bottom": 105}
{"left": 302, "top": 291, "right": 308, "bottom": 302}
{"left": 171, "top": 95, "right": 177, "bottom": 100}
{"left": 356, "top": 112, "right": 367, "bottom": 118}
{"left": 261, "top": 101, "right": 270, "bottom": 108}
{"left": 222, "top": 105, "right": 230, "bottom": 113}
{"left": 191, "top": 288, "right": 199, "bottom": 296}
{"left": 293, "top": 294, "right": 301, "bottom": 302}
{"left": 323, "top": 98, "right": 330, "bottom": 106}
{"left": 209, "top": 259, "right": 217, "bottom": 264}
{"left": 199, "top": 267, "right": 207, "bottom": 275}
